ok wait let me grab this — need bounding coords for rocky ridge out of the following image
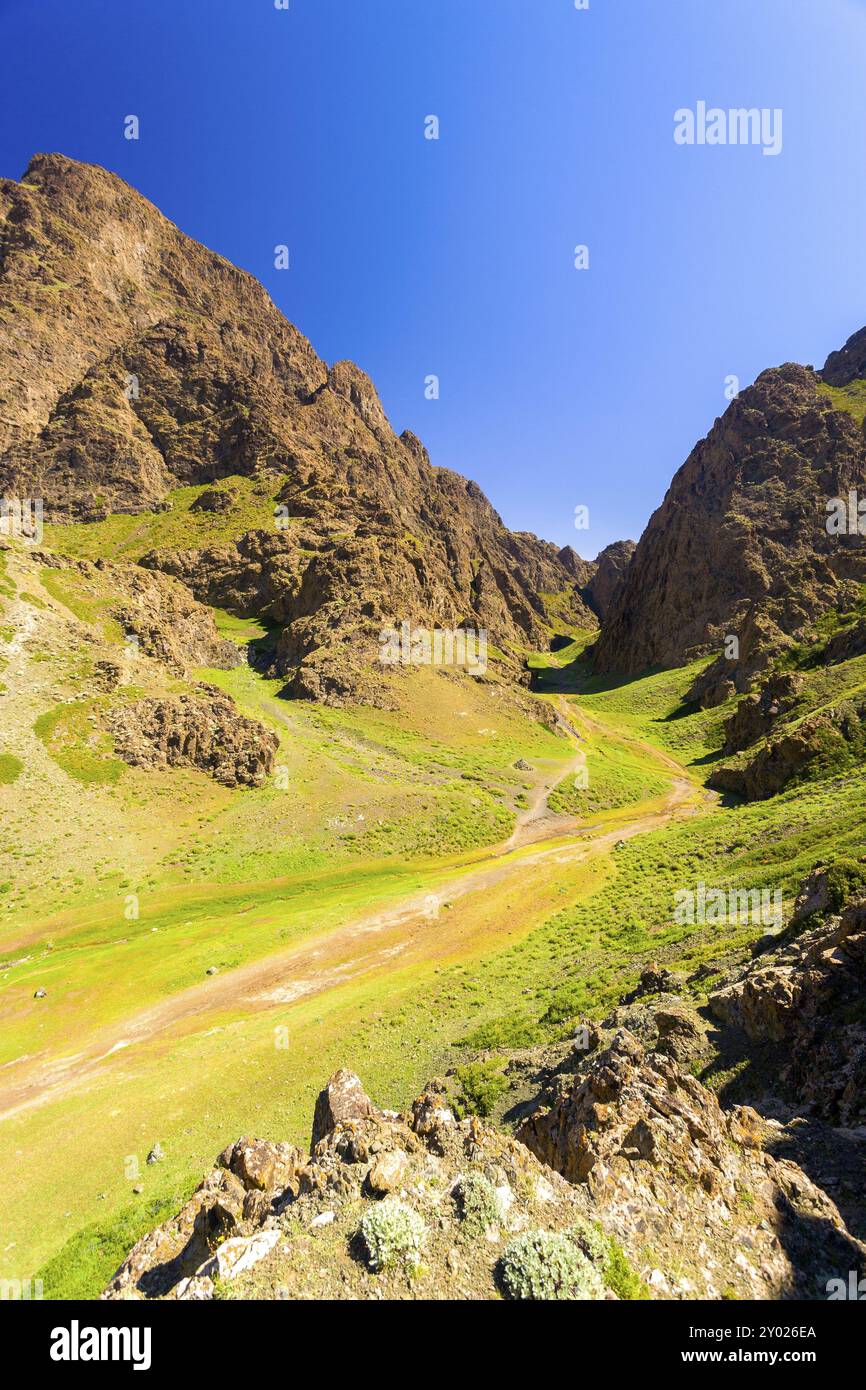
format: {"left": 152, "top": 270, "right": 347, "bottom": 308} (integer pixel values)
{"left": 0, "top": 153, "right": 598, "bottom": 703}
{"left": 594, "top": 343, "right": 866, "bottom": 684}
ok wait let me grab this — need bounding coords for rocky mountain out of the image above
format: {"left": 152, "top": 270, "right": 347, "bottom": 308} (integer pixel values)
{"left": 582, "top": 539, "right": 635, "bottom": 620}
{"left": 594, "top": 337, "right": 866, "bottom": 685}
{"left": 0, "top": 153, "right": 596, "bottom": 703}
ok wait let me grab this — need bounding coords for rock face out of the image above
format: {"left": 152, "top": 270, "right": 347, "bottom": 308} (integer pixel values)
{"left": 38, "top": 552, "right": 241, "bottom": 675}
{"left": 583, "top": 540, "right": 636, "bottom": 621}
{"left": 723, "top": 672, "right": 804, "bottom": 753}
{"left": 0, "top": 153, "right": 596, "bottom": 702}
{"left": 708, "top": 694, "right": 866, "bottom": 801}
{"left": 594, "top": 351, "right": 866, "bottom": 678}
{"left": 518, "top": 1028, "right": 862, "bottom": 1298}
{"left": 107, "top": 689, "right": 278, "bottom": 787}
{"left": 709, "top": 895, "right": 866, "bottom": 1128}
{"left": 310, "top": 1069, "right": 375, "bottom": 1150}
{"left": 104, "top": 1045, "right": 865, "bottom": 1302}
{"left": 104, "top": 1069, "right": 603, "bottom": 1302}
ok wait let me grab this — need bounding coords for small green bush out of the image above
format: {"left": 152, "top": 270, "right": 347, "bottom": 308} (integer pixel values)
{"left": 453, "top": 1171, "right": 501, "bottom": 1237}
{"left": 452, "top": 1058, "right": 509, "bottom": 1118}
{"left": 0, "top": 753, "right": 23, "bottom": 785}
{"left": 499, "top": 1230, "right": 604, "bottom": 1301}
{"left": 358, "top": 1198, "right": 425, "bottom": 1272}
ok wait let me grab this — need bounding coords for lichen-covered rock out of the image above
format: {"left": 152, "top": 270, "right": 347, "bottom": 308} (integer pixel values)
{"left": 103, "top": 1056, "right": 864, "bottom": 1302}
{"left": 218, "top": 1137, "right": 304, "bottom": 1197}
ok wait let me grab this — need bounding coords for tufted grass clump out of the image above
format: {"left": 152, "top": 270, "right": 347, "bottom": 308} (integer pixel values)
{"left": 499, "top": 1229, "right": 605, "bottom": 1301}
{"left": 451, "top": 1058, "right": 509, "bottom": 1118}
{"left": 358, "top": 1198, "right": 426, "bottom": 1272}
{"left": 570, "top": 1214, "right": 610, "bottom": 1267}
{"left": 604, "top": 1235, "right": 650, "bottom": 1300}
{"left": 453, "top": 1170, "right": 501, "bottom": 1238}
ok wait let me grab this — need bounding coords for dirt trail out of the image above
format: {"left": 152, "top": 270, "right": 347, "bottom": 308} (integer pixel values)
{"left": 0, "top": 696, "right": 703, "bottom": 1121}
{"left": 503, "top": 696, "right": 588, "bottom": 850}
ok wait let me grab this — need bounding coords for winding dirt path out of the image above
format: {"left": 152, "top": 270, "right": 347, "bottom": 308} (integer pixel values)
{"left": 0, "top": 696, "right": 702, "bottom": 1121}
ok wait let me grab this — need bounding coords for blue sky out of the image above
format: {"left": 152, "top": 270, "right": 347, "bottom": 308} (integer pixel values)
{"left": 1, "top": 0, "right": 865, "bottom": 554}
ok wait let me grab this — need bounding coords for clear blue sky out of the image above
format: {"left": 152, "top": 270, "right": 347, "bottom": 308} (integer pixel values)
{"left": 2, "top": 0, "right": 865, "bottom": 555}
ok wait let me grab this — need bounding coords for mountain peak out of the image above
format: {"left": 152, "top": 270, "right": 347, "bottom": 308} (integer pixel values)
{"left": 821, "top": 324, "right": 866, "bottom": 387}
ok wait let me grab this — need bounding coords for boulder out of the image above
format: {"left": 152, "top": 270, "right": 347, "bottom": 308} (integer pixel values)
{"left": 311, "top": 1070, "right": 375, "bottom": 1150}
{"left": 367, "top": 1149, "right": 409, "bottom": 1195}
{"left": 218, "top": 1137, "right": 304, "bottom": 1196}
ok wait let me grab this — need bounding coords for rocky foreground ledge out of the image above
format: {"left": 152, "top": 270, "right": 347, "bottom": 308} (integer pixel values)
{"left": 103, "top": 943, "right": 866, "bottom": 1301}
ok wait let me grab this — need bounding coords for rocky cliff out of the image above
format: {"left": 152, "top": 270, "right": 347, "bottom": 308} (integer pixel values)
{"left": 0, "top": 153, "right": 595, "bottom": 702}
{"left": 594, "top": 340, "right": 866, "bottom": 682}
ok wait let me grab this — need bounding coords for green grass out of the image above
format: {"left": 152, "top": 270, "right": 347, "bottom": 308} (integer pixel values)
{"left": 42, "top": 477, "right": 284, "bottom": 562}
{"left": 36, "top": 1189, "right": 196, "bottom": 1300}
{"left": 548, "top": 718, "right": 671, "bottom": 814}
{"left": 0, "top": 753, "right": 24, "bottom": 784}
{"left": 33, "top": 700, "right": 126, "bottom": 785}
{"left": 5, "top": 548, "right": 866, "bottom": 1300}
{"left": 818, "top": 379, "right": 866, "bottom": 426}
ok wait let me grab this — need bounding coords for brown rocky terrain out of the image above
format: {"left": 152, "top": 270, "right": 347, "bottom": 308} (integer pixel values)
{"left": 709, "top": 886, "right": 866, "bottom": 1129}
{"left": 708, "top": 694, "right": 866, "bottom": 800}
{"left": 0, "top": 153, "right": 597, "bottom": 703}
{"left": 102, "top": 1030, "right": 864, "bottom": 1301}
{"left": 594, "top": 344, "right": 866, "bottom": 685}
{"left": 107, "top": 687, "right": 279, "bottom": 788}
{"left": 37, "top": 551, "right": 241, "bottom": 675}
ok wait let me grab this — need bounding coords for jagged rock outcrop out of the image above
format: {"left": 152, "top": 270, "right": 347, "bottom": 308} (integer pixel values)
{"left": 709, "top": 894, "right": 866, "bottom": 1127}
{"left": 723, "top": 672, "right": 804, "bottom": 753}
{"left": 103, "top": 1047, "right": 864, "bottom": 1302}
{"left": 594, "top": 345, "right": 866, "bottom": 679}
{"left": 518, "top": 1028, "right": 862, "bottom": 1298}
{"left": 708, "top": 695, "right": 866, "bottom": 800}
{"left": 104, "top": 1070, "right": 608, "bottom": 1302}
{"left": 107, "top": 688, "right": 278, "bottom": 787}
{"left": 0, "top": 153, "right": 596, "bottom": 702}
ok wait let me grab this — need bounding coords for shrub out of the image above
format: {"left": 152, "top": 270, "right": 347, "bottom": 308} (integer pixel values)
{"left": 0, "top": 753, "right": 23, "bottom": 785}
{"left": 453, "top": 1171, "right": 500, "bottom": 1237}
{"left": 452, "top": 1058, "right": 508, "bottom": 1118}
{"left": 499, "top": 1229, "right": 604, "bottom": 1301}
{"left": 358, "top": 1198, "right": 426, "bottom": 1272}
